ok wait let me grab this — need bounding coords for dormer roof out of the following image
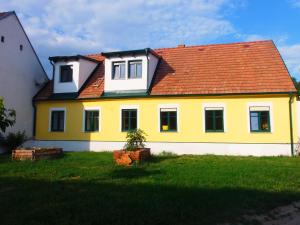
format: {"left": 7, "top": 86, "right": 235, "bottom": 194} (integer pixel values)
{"left": 34, "top": 40, "right": 297, "bottom": 101}
{"left": 49, "top": 55, "right": 100, "bottom": 63}
{"left": 101, "top": 48, "right": 161, "bottom": 58}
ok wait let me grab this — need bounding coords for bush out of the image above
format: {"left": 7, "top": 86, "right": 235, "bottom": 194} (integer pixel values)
{"left": 0, "top": 98, "right": 16, "bottom": 133}
{"left": 4, "top": 131, "right": 27, "bottom": 153}
{"left": 124, "top": 129, "right": 147, "bottom": 151}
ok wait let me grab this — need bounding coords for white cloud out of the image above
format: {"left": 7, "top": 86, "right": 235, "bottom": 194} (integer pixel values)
{"left": 279, "top": 44, "right": 300, "bottom": 79}
{"left": 0, "top": 0, "right": 242, "bottom": 76}
{"left": 289, "top": 0, "right": 300, "bottom": 7}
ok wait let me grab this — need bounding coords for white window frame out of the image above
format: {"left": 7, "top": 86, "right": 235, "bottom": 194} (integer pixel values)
{"left": 157, "top": 104, "right": 180, "bottom": 132}
{"left": 49, "top": 108, "right": 66, "bottom": 132}
{"left": 202, "top": 103, "right": 227, "bottom": 133}
{"left": 247, "top": 102, "right": 274, "bottom": 133}
{"left": 120, "top": 105, "right": 140, "bottom": 132}
{"left": 82, "top": 106, "right": 101, "bottom": 133}
{"left": 128, "top": 60, "right": 143, "bottom": 79}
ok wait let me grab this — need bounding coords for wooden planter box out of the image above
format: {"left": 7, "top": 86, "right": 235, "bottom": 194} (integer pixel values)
{"left": 12, "top": 148, "right": 63, "bottom": 161}
{"left": 113, "top": 148, "right": 151, "bottom": 166}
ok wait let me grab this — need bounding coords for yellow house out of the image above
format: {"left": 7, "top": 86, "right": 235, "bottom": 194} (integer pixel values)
{"left": 32, "top": 40, "right": 299, "bottom": 156}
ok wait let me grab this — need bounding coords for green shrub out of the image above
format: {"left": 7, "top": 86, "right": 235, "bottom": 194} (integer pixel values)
{"left": 124, "top": 129, "right": 147, "bottom": 151}
{"left": 0, "top": 98, "right": 16, "bottom": 134}
{"left": 5, "top": 131, "right": 27, "bottom": 152}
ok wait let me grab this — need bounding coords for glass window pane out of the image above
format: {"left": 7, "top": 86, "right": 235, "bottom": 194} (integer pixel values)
{"left": 120, "top": 63, "right": 125, "bottom": 79}
{"left": 260, "top": 111, "right": 270, "bottom": 131}
{"left": 113, "top": 65, "right": 120, "bottom": 79}
{"left": 169, "top": 112, "right": 177, "bottom": 131}
{"left": 160, "top": 112, "right": 168, "bottom": 131}
{"left": 60, "top": 66, "right": 73, "bottom": 82}
{"left": 93, "top": 111, "right": 99, "bottom": 131}
{"left": 129, "top": 63, "right": 136, "bottom": 78}
{"left": 205, "top": 110, "right": 214, "bottom": 131}
{"left": 136, "top": 63, "right": 142, "bottom": 78}
{"left": 250, "top": 112, "right": 259, "bottom": 131}
{"left": 215, "top": 110, "right": 223, "bottom": 130}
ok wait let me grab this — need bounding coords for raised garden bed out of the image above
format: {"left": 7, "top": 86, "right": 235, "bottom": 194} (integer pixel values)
{"left": 113, "top": 148, "right": 151, "bottom": 166}
{"left": 12, "top": 147, "right": 63, "bottom": 161}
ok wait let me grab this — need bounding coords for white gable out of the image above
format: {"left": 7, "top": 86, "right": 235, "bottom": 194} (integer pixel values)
{"left": 0, "top": 12, "right": 48, "bottom": 137}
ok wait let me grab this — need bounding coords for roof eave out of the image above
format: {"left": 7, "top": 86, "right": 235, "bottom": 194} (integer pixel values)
{"left": 101, "top": 48, "right": 161, "bottom": 58}
{"left": 49, "top": 55, "right": 100, "bottom": 63}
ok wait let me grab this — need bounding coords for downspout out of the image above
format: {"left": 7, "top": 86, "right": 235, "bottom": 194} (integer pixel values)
{"left": 289, "top": 94, "right": 294, "bottom": 156}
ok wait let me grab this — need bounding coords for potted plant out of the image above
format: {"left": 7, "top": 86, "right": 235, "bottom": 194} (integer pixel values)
{"left": 113, "top": 129, "right": 151, "bottom": 166}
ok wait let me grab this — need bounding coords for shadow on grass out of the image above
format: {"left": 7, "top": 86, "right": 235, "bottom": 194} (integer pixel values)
{"left": 111, "top": 167, "right": 162, "bottom": 179}
{"left": 149, "top": 154, "right": 179, "bottom": 164}
{"left": 0, "top": 177, "right": 299, "bottom": 225}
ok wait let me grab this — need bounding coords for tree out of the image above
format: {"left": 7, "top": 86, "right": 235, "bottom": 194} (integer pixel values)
{"left": 0, "top": 98, "right": 16, "bottom": 134}
{"left": 292, "top": 77, "right": 300, "bottom": 91}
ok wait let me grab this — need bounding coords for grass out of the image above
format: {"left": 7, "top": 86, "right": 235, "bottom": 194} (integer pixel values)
{"left": 1, "top": 152, "right": 300, "bottom": 225}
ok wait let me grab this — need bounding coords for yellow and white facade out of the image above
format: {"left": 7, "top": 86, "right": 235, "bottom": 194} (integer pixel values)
{"left": 30, "top": 42, "right": 300, "bottom": 156}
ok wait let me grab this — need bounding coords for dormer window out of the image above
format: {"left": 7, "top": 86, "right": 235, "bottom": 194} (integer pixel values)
{"left": 112, "top": 61, "right": 125, "bottom": 80}
{"left": 60, "top": 65, "right": 73, "bottom": 83}
{"left": 129, "top": 60, "right": 142, "bottom": 79}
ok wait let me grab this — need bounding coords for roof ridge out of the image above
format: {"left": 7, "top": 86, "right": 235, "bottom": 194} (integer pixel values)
{"left": 153, "top": 40, "right": 273, "bottom": 51}
{"left": 84, "top": 40, "right": 273, "bottom": 56}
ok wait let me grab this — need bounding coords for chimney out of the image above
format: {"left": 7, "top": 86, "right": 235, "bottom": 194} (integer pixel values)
{"left": 177, "top": 44, "right": 185, "bottom": 48}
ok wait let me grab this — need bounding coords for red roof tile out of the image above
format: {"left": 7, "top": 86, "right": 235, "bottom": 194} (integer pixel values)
{"left": 34, "top": 40, "right": 296, "bottom": 101}
{"left": 151, "top": 40, "right": 296, "bottom": 95}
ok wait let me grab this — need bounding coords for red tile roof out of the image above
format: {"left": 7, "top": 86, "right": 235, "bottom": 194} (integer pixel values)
{"left": 34, "top": 40, "right": 296, "bottom": 101}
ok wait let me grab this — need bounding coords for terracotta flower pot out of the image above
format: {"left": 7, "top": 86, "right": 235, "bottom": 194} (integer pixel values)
{"left": 113, "top": 148, "right": 151, "bottom": 166}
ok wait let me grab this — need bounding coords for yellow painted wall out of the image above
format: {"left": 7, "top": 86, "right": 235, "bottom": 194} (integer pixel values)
{"left": 35, "top": 94, "right": 298, "bottom": 144}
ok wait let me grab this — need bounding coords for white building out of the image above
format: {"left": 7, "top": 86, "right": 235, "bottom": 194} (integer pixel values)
{"left": 0, "top": 11, "right": 48, "bottom": 137}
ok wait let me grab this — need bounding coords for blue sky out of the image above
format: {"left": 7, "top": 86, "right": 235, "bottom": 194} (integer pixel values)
{"left": 1, "top": 0, "right": 300, "bottom": 79}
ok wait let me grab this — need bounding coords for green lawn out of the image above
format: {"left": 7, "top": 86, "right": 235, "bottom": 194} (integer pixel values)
{"left": 1, "top": 152, "right": 300, "bottom": 225}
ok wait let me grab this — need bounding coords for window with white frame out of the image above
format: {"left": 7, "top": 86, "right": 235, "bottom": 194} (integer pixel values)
{"left": 160, "top": 108, "right": 177, "bottom": 132}
{"left": 50, "top": 110, "right": 65, "bottom": 132}
{"left": 249, "top": 106, "right": 271, "bottom": 132}
{"left": 84, "top": 110, "right": 99, "bottom": 132}
{"left": 112, "top": 61, "right": 125, "bottom": 79}
{"left": 128, "top": 60, "right": 142, "bottom": 79}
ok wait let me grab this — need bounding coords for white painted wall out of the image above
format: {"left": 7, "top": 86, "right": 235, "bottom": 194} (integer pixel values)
{"left": 53, "top": 61, "right": 79, "bottom": 93}
{"left": 53, "top": 59, "right": 97, "bottom": 93}
{"left": 104, "top": 53, "right": 158, "bottom": 93}
{"left": 147, "top": 53, "right": 159, "bottom": 88}
{"left": 0, "top": 13, "right": 47, "bottom": 137}
{"left": 25, "top": 140, "right": 293, "bottom": 156}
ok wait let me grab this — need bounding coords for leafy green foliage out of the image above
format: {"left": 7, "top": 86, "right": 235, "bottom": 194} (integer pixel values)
{"left": 4, "top": 130, "right": 27, "bottom": 152}
{"left": 292, "top": 77, "right": 300, "bottom": 91}
{"left": 0, "top": 98, "right": 16, "bottom": 134}
{"left": 124, "top": 128, "right": 147, "bottom": 151}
